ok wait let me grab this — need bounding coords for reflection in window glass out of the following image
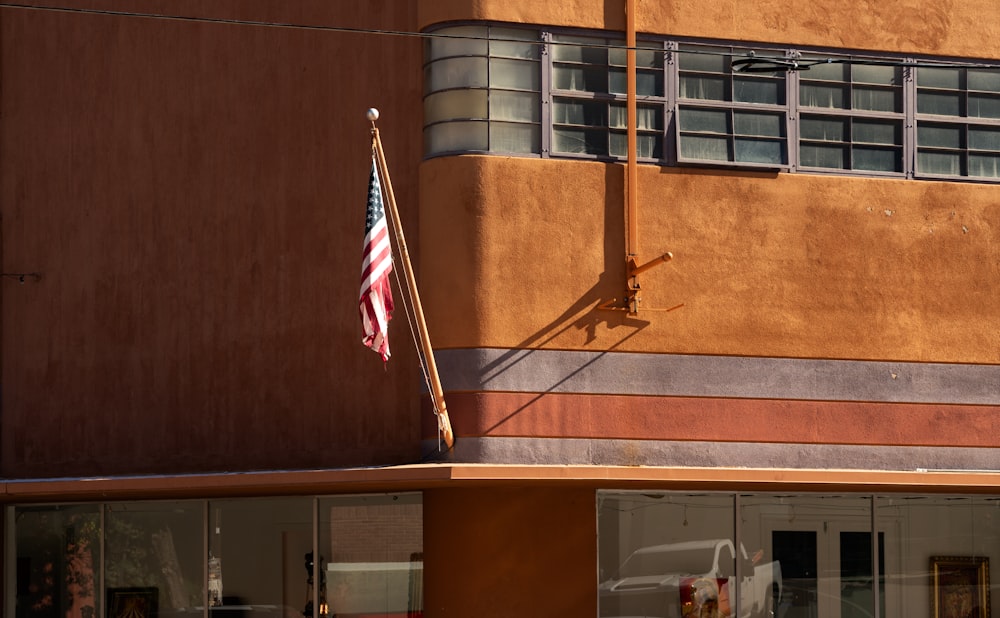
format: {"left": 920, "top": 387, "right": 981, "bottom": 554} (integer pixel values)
{"left": 105, "top": 502, "right": 203, "bottom": 613}
{"left": 14, "top": 505, "right": 101, "bottom": 618}
{"left": 319, "top": 494, "right": 423, "bottom": 618}
{"left": 209, "top": 498, "right": 312, "bottom": 616}
{"left": 598, "top": 493, "right": 736, "bottom": 618}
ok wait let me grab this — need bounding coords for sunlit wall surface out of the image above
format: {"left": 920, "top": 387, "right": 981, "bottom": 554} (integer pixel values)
{"left": 598, "top": 492, "right": 999, "bottom": 618}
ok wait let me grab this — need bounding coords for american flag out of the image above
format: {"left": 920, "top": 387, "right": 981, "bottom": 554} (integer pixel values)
{"left": 360, "top": 158, "right": 394, "bottom": 362}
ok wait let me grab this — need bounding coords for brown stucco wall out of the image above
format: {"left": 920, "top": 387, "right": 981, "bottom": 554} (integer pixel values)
{"left": 420, "top": 156, "right": 1000, "bottom": 365}
{"left": 418, "top": 0, "right": 1000, "bottom": 59}
{"left": 423, "top": 486, "right": 597, "bottom": 617}
{"left": 0, "top": 2, "right": 428, "bottom": 477}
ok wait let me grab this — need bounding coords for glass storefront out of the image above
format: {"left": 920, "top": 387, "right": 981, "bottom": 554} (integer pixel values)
{"left": 598, "top": 492, "right": 999, "bottom": 618}
{"left": 7, "top": 495, "right": 423, "bottom": 618}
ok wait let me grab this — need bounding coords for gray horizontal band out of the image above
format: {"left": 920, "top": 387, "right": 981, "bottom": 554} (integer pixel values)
{"left": 435, "top": 348, "right": 1000, "bottom": 405}
{"left": 425, "top": 436, "right": 1000, "bottom": 472}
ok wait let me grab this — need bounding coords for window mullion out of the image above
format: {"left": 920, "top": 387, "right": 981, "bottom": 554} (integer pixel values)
{"left": 788, "top": 50, "right": 801, "bottom": 172}
{"left": 904, "top": 62, "right": 917, "bottom": 178}
{"left": 540, "top": 31, "right": 552, "bottom": 157}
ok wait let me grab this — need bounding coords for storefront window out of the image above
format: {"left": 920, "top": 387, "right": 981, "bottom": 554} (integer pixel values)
{"left": 12, "top": 505, "right": 101, "bottom": 618}
{"left": 208, "top": 498, "right": 312, "bottom": 618}
{"left": 105, "top": 501, "right": 204, "bottom": 617}
{"left": 600, "top": 492, "right": 999, "bottom": 618}
{"left": 319, "top": 494, "right": 423, "bottom": 617}
{"left": 598, "top": 493, "right": 736, "bottom": 618}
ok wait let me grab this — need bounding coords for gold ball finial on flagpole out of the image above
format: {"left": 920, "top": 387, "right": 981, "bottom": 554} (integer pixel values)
{"left": 366, "top": 108, "right": 380, "bottom": 122}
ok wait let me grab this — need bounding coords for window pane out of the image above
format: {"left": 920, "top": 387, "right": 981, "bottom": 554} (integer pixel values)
{"left": 550, "top": 35, "right": 606, "bottom": 63}
{"left": 853, "top": 120, "right": 901, "bottom": 145}
{"left": 490, "top": 122, "right": 539, "bottom": 153}
{"left": 553, "top": 127, "right": 607, "bottom": 154}
{"left": 424, "top": 89, "right": 488, "bottom": 124}
{"left": 854, "top": 146, "right": 901, "bottom": 171}
{"left": 678, "top": 108, "right": 728, "bottom": 133}
{"left": 801, "top": 143, "right": 848, "bottom": 168}
{"left": 609, "top": 105, "right": 663, "bottom": 131}
{"left": 105, "top": 502, "right": 203, "bottom": 611}
{"left": 968, "top": 69, "right": 1000, "bottom": 92}
{"left": 15, "top": 505, "right": 102, "bottom": 618}
{"left": 801, "top": 83, "right": 847, "bottom": 108}
{"left": 553, "top": 65, "right": 607, "bottom": 92}
{"left": 490, "top": 90, "right": 539, "bottom": 122}
{"left": 680, "top": 135, "right": 730, "bottom": 160}
{"left": 553, "top": 99, "right": 606, "bottom": 126}
{"left": 968, "top": 94, "right": 1000, "bottom": 118}
{"left": 734, "top": 112, "right": 784, "bottom": 137}
{"left": 802, "top": 60, "right": 847, "bottom": 81}
{"left": 209, "top": 498, "right": 312, "bottom": 613}
{"left": 969, "top": 153, "right": 1000, "bottom": 176}
{"left": 490, "top": 58, "right": 539, "bottom": 90}
{"left": 620, "top": 69, "right": 664, "bottom": 97}
{"left": 425, "top": 26, "right": 488, "bottom": 60}
{"left": 637, "top": 134, "right": 661, "bottom": 158}
{"left": 735, "top": 76, "right": 784, "bottom": 104}
{"left": 918, "top": 124, "right": 962, "bottom": 149}
{"left": 424, "top": 121, "right": 488, "bottom": 153}
{"left": 853, "top": 86, "right": 900, "bottom": 112}
{"left": 969, "top": 126, "right": 1000, "bottom": 150}
{"left": 919, "top": 150, "right": 963, "bottom": 175}
{"left": 599, "top": 493, "right": 736, "bottom": 618}
{"left": 918, "top": 91, "right": 963, "bottom": 116}
{"left": 735, "top": 138, "right": 785, "bottom": 164}
{"left": 424, "top": 57, "right": 488, "bottom": 92}
{"left": 918, "top": 67, "right": 961, "bottom": 89}
{"left": 801, "top": 116, "right": 847, "bottom": 141}
{"left": 853, "top": 64, "right": 900, "bottom": 86}
{"left": 680, "top": 75, "right": 727, "bottom": 100}
{"left": 320, "top": 494, "right": 423, "bottom": 618}
{"left": 678, "top": 48, "right": 726, "bottom": 72}
{"left": 489, "top": 27, "right": 539, "bottom": 59}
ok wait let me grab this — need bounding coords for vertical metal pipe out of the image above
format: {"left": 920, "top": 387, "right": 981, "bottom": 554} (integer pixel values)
{"left": 626, "top": 0, "right": 638, "bottom": 261}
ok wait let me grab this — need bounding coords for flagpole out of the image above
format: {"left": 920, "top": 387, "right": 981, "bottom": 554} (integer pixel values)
{"left": 368, "top": 108, "right": 455, "bottom": 450}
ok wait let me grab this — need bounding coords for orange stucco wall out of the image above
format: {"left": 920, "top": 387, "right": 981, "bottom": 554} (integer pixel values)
{"left": 419, "top": 0, "right": 1000, "bottom": 60}
{"left": 420, "top": 156, "right": 1000, "bottom": 364}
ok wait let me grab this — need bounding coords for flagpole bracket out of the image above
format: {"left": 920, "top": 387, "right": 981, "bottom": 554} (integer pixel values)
{"left": 598, "top": 252, "right": 681, "bottom": 315}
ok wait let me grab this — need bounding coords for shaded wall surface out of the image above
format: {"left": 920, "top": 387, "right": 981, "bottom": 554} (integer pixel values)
{"left": 1, "top": 1, "right": 428, "bottom": 477}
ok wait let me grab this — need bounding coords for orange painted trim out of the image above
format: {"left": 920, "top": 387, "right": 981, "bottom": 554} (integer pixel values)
{"left": 2, "top": 464, "right": 999, "bottom": 504}
{"left": 426, "top": 392, "right": 1000, "bottom": 448}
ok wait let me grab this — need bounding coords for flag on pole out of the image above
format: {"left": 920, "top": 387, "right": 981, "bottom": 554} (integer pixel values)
{"left": 360, "top": 158, "right": 394, "bottom": 362}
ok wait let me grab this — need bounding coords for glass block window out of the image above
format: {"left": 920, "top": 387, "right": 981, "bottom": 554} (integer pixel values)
{"left": 677, "top": 46, "right": 788, "bottom": 166}
{"left": 424, "top": 26, "right": 541, "bottom": 155}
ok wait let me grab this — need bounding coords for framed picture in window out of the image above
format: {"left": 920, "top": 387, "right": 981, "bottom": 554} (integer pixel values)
{"left": 107, "top": 586, "right": 158, "bottom": 618}
{"left": 931, "top": 556, "right": 989, "bottom": 618}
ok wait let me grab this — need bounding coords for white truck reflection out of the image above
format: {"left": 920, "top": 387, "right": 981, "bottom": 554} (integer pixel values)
{"left": 599, "top": 539, "right": 782, "bottom": 618}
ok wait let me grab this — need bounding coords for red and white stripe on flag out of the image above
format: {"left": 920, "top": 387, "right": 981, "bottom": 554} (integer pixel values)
{"left": 360, "top": 158, "right": 394, "bottom": 362}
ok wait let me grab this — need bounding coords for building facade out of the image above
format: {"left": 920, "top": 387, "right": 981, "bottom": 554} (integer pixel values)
{"left": 1, "top": 1, "right": 998, "bottom": 617}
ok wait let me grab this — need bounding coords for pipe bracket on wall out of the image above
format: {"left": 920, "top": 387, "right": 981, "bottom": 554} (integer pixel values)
{"left": 597, "top": 252, "right": 682, "bottom": 315}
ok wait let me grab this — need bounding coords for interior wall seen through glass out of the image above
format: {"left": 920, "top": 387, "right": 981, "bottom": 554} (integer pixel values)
{"left": 208, "top": 498, "right": 312, "bottom": 617}
{"left": 319, "top": 494, "right": 423, "bottom": 617}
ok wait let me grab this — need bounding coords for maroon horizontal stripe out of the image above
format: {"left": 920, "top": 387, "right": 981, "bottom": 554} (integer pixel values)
{"left": 424, "top": 392, "right": 1000, "bottom": 448}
